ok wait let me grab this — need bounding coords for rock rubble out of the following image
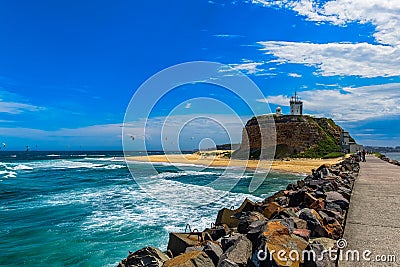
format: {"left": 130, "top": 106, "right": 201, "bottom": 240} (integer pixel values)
{"left": 118, "top": 156, "right": 359, "bottom": 267}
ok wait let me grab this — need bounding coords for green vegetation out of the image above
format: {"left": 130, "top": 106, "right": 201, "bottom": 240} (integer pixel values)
{"left": 196, "top": 150, "right": 232, "bottom": 159}
{"left": 322, "top": 152, "right": 346, "bottom": 159}
{"left": 373, "top": 152, "right": 385, "bottom": 158}
{"left": 295, "top": 138, "right": 341, "bottom": 158}
{"left": 294, "top": 117, "right": 342, "bottom": 158}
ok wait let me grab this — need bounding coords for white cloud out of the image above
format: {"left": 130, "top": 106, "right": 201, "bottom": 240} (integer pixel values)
{"left": 251, "top": 0, "right": 400, "bottom": 77}
{"left": 0, "top": 90, "right": 45, "bottom": 114}
{"left": 220, "top": 61, "right": 266, "bottom": 75}
{"left": 259, "top": 83, "right": 400, "bottom": 121}
{"left": 288, "top": 72, "right": 302, "bottom": 78}
{"left": 0, "top": 101, "right": 44, "bottom": 114}
{"left": 259, "top": 41, "right": 399, "bottom": 77}
{"left": 213, "top": 34, "right": 244, "bottom": 38}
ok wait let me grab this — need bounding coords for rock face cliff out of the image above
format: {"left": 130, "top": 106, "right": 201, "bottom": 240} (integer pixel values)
{"left": 233, "top": 115, "right": 346, "bottom": 159}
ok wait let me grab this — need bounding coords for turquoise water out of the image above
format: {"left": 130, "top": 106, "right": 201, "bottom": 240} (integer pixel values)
{"left": 0, "top": 151, "right": 302, "bottom": 266}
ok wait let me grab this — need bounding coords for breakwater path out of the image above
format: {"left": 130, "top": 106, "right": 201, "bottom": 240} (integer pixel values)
{"left": 339, "top": 155, "right": 400, "bottom": 266}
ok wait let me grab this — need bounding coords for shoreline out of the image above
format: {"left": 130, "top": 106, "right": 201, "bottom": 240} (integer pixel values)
{"left": 125, "top": 153, "right": 344, "bottom": 175}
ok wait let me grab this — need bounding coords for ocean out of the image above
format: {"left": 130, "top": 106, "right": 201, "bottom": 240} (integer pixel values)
{"left": 0, "top": 151, "right": 302, "bottom": 266}
{"left": 385, "top": 152, "right": 400, "bottom": 161}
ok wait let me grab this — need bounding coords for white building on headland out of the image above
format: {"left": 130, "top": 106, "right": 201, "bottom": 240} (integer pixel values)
{"left": 340, "top": 131, "right": 363, "bottom": 153}
{"left": 290, "top": 92, "right": 303, "bottom": 115}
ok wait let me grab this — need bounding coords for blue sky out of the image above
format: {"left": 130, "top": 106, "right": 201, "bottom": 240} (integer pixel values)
{"left": 0, "top": 0, "right": 399, "bottom": 150}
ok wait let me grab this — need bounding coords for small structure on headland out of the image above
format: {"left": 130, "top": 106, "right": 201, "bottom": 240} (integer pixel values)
{"left": 340, "top": 131, "right": 363, "bottom": 153}
{"left": 290, "top": 92, "right": 303, "bottom": 115}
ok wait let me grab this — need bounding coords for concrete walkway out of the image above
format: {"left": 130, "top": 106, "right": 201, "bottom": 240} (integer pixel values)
{"left": 339, "top": 155, "right": 400, "bottom": 266}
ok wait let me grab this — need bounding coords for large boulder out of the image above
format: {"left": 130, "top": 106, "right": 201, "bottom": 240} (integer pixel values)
{"left": 325, "top": 191, "right": 349, "bottom": 210}
{"left": 236, "top": 212, "right": 266, "bottom": 234}
{"left": 298, "top": 208, "right": 327, "bottom": 238}
{"left": 254, "top": 220, "right": 308, "bottom": 267}
{"left": 246, "top": 220, "right": 268, "bottom": 249}
{"left": 221, "top": 234, "right": 244, "bottom": 252}
{"left": 203, "top": 241, "right": 223, "bottom": 266}
{"left": 261, "top": 202, "right": 283, "bottom": 219}
{"left": 218, "top": 235, "right": 252, "bottom": 267}
{"left": 322, "top": 217, "right": 343, "bottom": 239}
{"left": 118, "top": 247, "right": 170, "bottom": 267}
{"left": 163, "top": 251, "right": 214, "bottom": 267}
{"left": 204, "top": 225, "right": 231, "bottom": 241}
{"left": 216, "top": 199, "right": 257, "bottom": 228}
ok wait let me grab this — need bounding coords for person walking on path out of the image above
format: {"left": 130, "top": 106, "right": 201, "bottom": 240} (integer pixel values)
{"left": 362, "top": 149, "right": 366, "bottom": 162}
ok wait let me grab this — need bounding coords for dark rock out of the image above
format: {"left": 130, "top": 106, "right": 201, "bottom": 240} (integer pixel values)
{"left": 304, "top": 192, "right": 318, "bottom": 207}
{"left": 119, "top": 247, "right": 170, "bottom": 267}
{"left": 322, "top": 183, "right": 335, "bottom": 192}
{"left": 286, "top": 183, "right": 297, "bottom": 190}
{"left": 221, "top": 234, "right": 244, "bottom": 252}
{"left": 203, "top": 241, "right": 223, "bottom": 266}
{"left": 325, "top": 202, "right": 343, "bottom": 214}
{"left": 287, "top": 189, "right": 306, "bottom": 207}
{"left": 298, "top": 208, "right": 327, "bottom": 238}
{"left": 236, "top": 212, "right": 266, "bottom": 234}
{"left": 325, "top": 191, "right": 349, "bottom": 210}
{"left": 274, "top": 196, "right": 289, "bottom": 207}
{"left": 276, "top": 207, "right": 298, "bottom": 219}
{"left": 246, "top": 220, "right": 268, "bottom": 253}
{"left": 297, "top": 180, "right": 306, "bottom": 188}
{"left": 262, "top": 190, "right": 285, "bottom": 205}
{"left": 337, "top": 187, "right": 351, "bottom": 200}
{"left": 204, "top": 225, "right": 230, "bottom": 241}
{"left": 216, "top": 198, "right": 256, "bottom": 228}
{"left": 218, "top": 235, "right": 252, "bottom": 267}
{"left": 314, "top": 191, "right": 325, "bottom": 198}
{"left": 218, "top": 259, "right": 238, "bottom": 267}
{"left": 318, "top": 209, "right": 343, "bottom": 224}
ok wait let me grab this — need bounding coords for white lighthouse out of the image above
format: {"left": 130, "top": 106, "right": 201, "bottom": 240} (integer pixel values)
{"left": 290, "top": 92, "right": 303, "bottom": 115}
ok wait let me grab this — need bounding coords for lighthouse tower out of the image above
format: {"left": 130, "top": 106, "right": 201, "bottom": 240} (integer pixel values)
{"left": 290, "top": 92, "right": 303, "bottom": 115}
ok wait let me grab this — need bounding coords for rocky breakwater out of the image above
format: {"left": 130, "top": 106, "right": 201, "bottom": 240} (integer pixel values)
{"left": 117, "top": 156, "right": 359, "bottom": 267}
{"left": 377, "top": 154, "right": 400, "bottom": 167}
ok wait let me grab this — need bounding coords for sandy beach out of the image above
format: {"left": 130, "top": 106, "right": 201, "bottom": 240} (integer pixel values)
{"left": 126, "top": 151, "right": 344, "bottom": 174}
